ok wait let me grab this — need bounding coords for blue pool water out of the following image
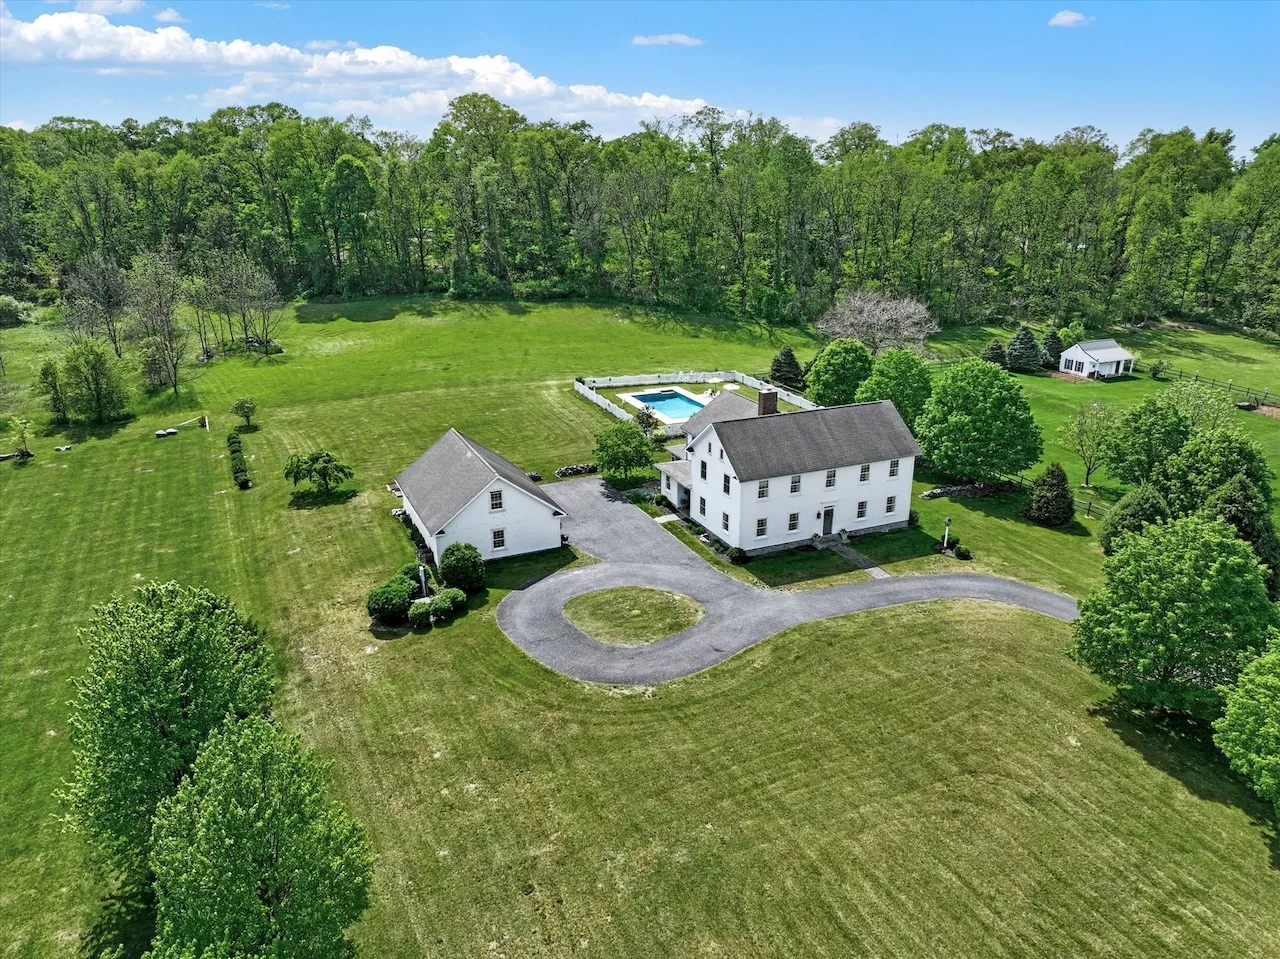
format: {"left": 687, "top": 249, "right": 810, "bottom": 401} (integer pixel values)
{"left": 633, "top": 389, "right": 706, "bottom": 421}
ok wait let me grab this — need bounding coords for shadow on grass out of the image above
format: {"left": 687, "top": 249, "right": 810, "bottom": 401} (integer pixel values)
{"left": 233, "top": 423, "right": 261, "bottom": 435}
{"left": 1092, "top": 696, "right": 1280, "bottom": 869}
{"left": 295, "top": 296, "right": 441, "bottom": 324}
{"left": 487, "top": 546, "right": 582, "bottom": 591}
{"left": 851, "top": 525, "right": 942, "bottom": 564}
{"left": 288, "top": 486, "right": 358, "bottom": 509}
{"left": 80, "top": 882, "right": 155, "bottom": 959}
{"left": 39, "top": 416, "right": 135, "bottom": 443}
{"left": 930, "top": 487, "right": 1096, "bottom": 537}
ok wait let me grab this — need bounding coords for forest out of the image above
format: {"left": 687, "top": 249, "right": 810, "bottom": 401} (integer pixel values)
{"left": 1, "top": 93, "right": 1277, "bottom": 330}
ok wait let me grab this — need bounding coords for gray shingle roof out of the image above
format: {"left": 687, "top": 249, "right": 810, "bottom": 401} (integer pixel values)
{"left": 655, "top": 459, "right": 692, "bottom": 486}
{"left": 712, "top": 401, "right": 921, "bottom": 482}
{"left": 681, "top": 390, "right": 757, "bottom": 438}
{"left": 396, "top": 429, "right": 564, "bottom": 533}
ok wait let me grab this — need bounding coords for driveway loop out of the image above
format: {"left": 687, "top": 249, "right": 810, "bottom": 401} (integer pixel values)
{"left": 497, "top": 478, "right": 1078, "bottom": 685}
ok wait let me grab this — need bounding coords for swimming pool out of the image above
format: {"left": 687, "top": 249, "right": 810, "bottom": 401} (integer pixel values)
{"left": 631, "top": 389, "right": 706, "bottom": 421}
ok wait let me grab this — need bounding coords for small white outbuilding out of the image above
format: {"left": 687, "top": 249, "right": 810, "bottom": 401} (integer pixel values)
{"left": 1059, "top": 339, "right": 1135, "bottom": 379}
{"left": 397, "top": 429, "right": 567, "bottom": 561}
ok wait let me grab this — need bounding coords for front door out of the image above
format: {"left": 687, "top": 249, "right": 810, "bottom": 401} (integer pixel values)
{"left": 822, "top": 507, "right": 834, "bottom": 536}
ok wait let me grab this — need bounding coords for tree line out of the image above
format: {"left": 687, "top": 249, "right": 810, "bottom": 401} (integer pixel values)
{"left": 1, "top": 96, "right": 1277, "bottom": 330}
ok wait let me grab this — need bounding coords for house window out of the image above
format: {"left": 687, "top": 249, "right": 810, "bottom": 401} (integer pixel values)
{"left": 700, "top": 460, "right": 707, "bottom": 480}
{"left": 699, "top": 496, "right": 706, "bottom": 516}
{"left": 757, "top": 480, "right": 769, "bottom": 499}
{"left": 886, "top": 495, "right": 897, "bottom": 514}
{"left": 859, "top": 464, "right": 871, "bottom": 483}
{"left": 1076, "top": 360, "right": 1085, "bottom": 373}
{"left": 825, "top": 469, "right": 837, "bottom": 488}
{"left": 723, "top": 474, "right": 731, "bottom": 495}
{"left": 790, "top": 474, "right": 801, "bottom": 494}
{"left": 857, "top": 501, "right": 867, "bottom": 519}
{"left": 665, "top": 474, "right": 671, "bottom": 490}
{"left": 707, "top": 442, "right": 712, "bottom": 454}
{"left": 788, "top": 512, "right": 799, "bottom": 532}
{"left": 889, "top": 459, "right": 900, "bottom": 478}
{"left": 492, "top": 529, "right": 506, "bottom": 550}
{"left": 722, "top": 512, "right": 730, "bottom": 532}
{"left": 756, "top": 518, "right": 768, "bottom": 537}
{"left": 490, "top": 490, "right": 503, "bottom": 511}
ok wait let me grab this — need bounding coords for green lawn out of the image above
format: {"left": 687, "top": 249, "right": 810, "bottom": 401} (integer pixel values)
{"left": 663, "top": 522, "right": 872, "bottom": 590}
{"left": 563, "top": 586, "right": 704, "bottom": 646}
{"left": 2, "top": 298, "right": 1279, "bottom": 957}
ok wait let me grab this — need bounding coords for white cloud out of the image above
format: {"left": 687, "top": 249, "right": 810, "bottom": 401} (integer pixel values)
{"left": 632, "top": 33, "right": 704, "bottom": 46}
{"left": 153, "top": 8, "right": 186, "bottom": 23}
{"left": 45, "top": 0, "right": 146, "bottom": 13}
{"left": 1048, "top": 10, "right": 1094, "bottom": 27}
{"left": 255, "top": 2, "right": 289, "bottom": 9}
{"left": 0, "top": 6, "right": 706, "bottom": 135}
{"left": 5, "top": 119, "right": 34, "bottom": 130}
{"left": 305, "top": 39, "right": 339, "bottom": 51}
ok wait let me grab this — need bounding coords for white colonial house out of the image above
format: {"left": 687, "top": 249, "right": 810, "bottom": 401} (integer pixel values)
{"left": 397, "top": 428, "right": 566, "bottom": 561}
{"left": 1060, "top": 338, "right": 1135, "bottom": 378}
{"left": 658, "top": 398, "right": 921, "bottom": 554}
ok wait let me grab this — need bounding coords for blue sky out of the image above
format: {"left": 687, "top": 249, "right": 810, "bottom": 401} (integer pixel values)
{"left": 2, "top": 0, "right": 1276, "bottom": 154}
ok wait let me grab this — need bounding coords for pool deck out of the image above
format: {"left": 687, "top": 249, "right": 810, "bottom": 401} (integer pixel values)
{"left": 616, "top": 385, "right": 708, "bottom": 425}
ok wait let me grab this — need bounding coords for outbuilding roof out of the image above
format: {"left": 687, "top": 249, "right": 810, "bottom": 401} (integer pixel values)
{"left": 681, "top": 390, "right": 757, "bottom": 438}
{"left": 711, "top": 401, "right": 921, "bottom": 482}
{"left": 1072, "top": 338, "right": 1134, "bottom": 363}
{"left": 396, "top": 428, "right": 564, "bottom": 533}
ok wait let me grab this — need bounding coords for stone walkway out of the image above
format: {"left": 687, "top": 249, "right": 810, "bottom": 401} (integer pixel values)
{"left": 496, "top": 478, "right": 1077, "bottom": 684}
{"left": 828, "top": 541, "right": 890, "bottom": 580}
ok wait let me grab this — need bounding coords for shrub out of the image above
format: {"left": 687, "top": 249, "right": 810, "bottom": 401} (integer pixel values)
{"left": 227, "top": 433, "right": 250, "bottom": 489}
{"left": 1023, "top": 462, "right": 1075, "bottom": 527}
{"left": 398, "top": 563, "right": 425, "bottom": 597}
{"left": 0, "top": 294, "right": 26, "bottom": 328}
{"left": 439, "top": 542, "right": 486, "bottom": 594}
{"left": 1148, "top": 359, "right": 1171, "bottom": 380}
{"left": 727, "top": 547, "right": 750, "bottom": 565}
{"left": 407, "top": 602, "right": 433, "bottom": 630}
{"left": 366, "top": 576, "right": 413, "bottom": 626}
{"left": 426, "top": 588, "right": 467, "bottom": 622}
{"left": 907, "top": 509, "right": 920, "bottom": 528}
{"left": 954, "top": 545, "right": 973, "bottom": 560}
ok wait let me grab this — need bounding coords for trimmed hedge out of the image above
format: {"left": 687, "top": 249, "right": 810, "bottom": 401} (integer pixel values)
{"left": 227, "top": 432, "right": 251, "bottom": 489}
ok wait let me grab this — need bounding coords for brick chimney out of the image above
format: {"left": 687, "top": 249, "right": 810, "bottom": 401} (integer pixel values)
{"left": 757, "top": 390, "right": 779, "bottom": 416}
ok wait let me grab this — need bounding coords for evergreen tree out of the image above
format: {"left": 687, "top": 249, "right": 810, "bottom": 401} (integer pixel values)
{"left": 1006, "top": 325, "right": 1044, "bottom": 373}
{"left": 1041, "top": 329, "right": 1064, "bottom": 367}
{"left": 980, "top": 338, "right": 1008, "bottom": 368}
{"left": 1023, "top": 462, "right": 1075, "bottom": 526}
{"left": 1097, "top": 485, "right": 1171, "bottom": 554}
{"left": 769, "top": 345, "right": 804, "bottom": 389}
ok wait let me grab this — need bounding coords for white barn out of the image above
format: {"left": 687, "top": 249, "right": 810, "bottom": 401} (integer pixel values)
{"left": 1060, "top": 339, "right": 1135, "bottom": 379}
{"left": 397, "top": 429, "right": 566, "bottom": 561}
{"left": 660, "top": 400, "right": 920, "bottom": 554}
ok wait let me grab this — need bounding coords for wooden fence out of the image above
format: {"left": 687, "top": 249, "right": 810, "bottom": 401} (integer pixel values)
{"left": 1141, "top": 364, "right": 1276, "bottom": 406}
{"left": 1002, "top": 472, "right": 1112, "bottom": 519}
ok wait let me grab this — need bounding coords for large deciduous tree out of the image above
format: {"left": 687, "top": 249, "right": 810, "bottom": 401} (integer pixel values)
{"left": 60, "top": 338, "right": 129, "bottom": 422}
{"left": 815, "top": 289, "right": 938, "bottom": 354}
{"left": 1154, "top": 426, "right": 1272, "bottom": 516}
{"left": 1071, "top": 516, "right": 1274, "bottom": 718}
{"left": 914, "top": 359, "right": 1043, "bottom": 481}
{"left": 853, "top": 347, "right": 933, "bottom": 429}
{"left": 127, "top": 247, "right": 190, "bottom": 396}
{"left": 805, "top": 338, "right": 873, "bottom": 406}
{"left": 65, "top": 251, "right": 128, "bottom": 357}
{"left": 1098, "top": 395, "right": 1190, "bottom": 487}
{"left": 63, "top": 583, "right": 274, "bottom": 884}
{"left": 148, "top": 716, "right": 372, "bottom": 959}
{"left": 1214, "top": 643, "right": 1280, "bottom": 816}
{"left": 1097, "top": 485, "right": 1170, "bottom": 554}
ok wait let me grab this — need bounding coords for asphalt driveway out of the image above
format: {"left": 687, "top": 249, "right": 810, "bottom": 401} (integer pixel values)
{"left": 496, "top": 477, "right": 1078, "bottom": 684}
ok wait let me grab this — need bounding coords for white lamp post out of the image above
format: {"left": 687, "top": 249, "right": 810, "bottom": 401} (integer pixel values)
{"left": 943, "top": 516, "right": 952, "bottom": 549}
